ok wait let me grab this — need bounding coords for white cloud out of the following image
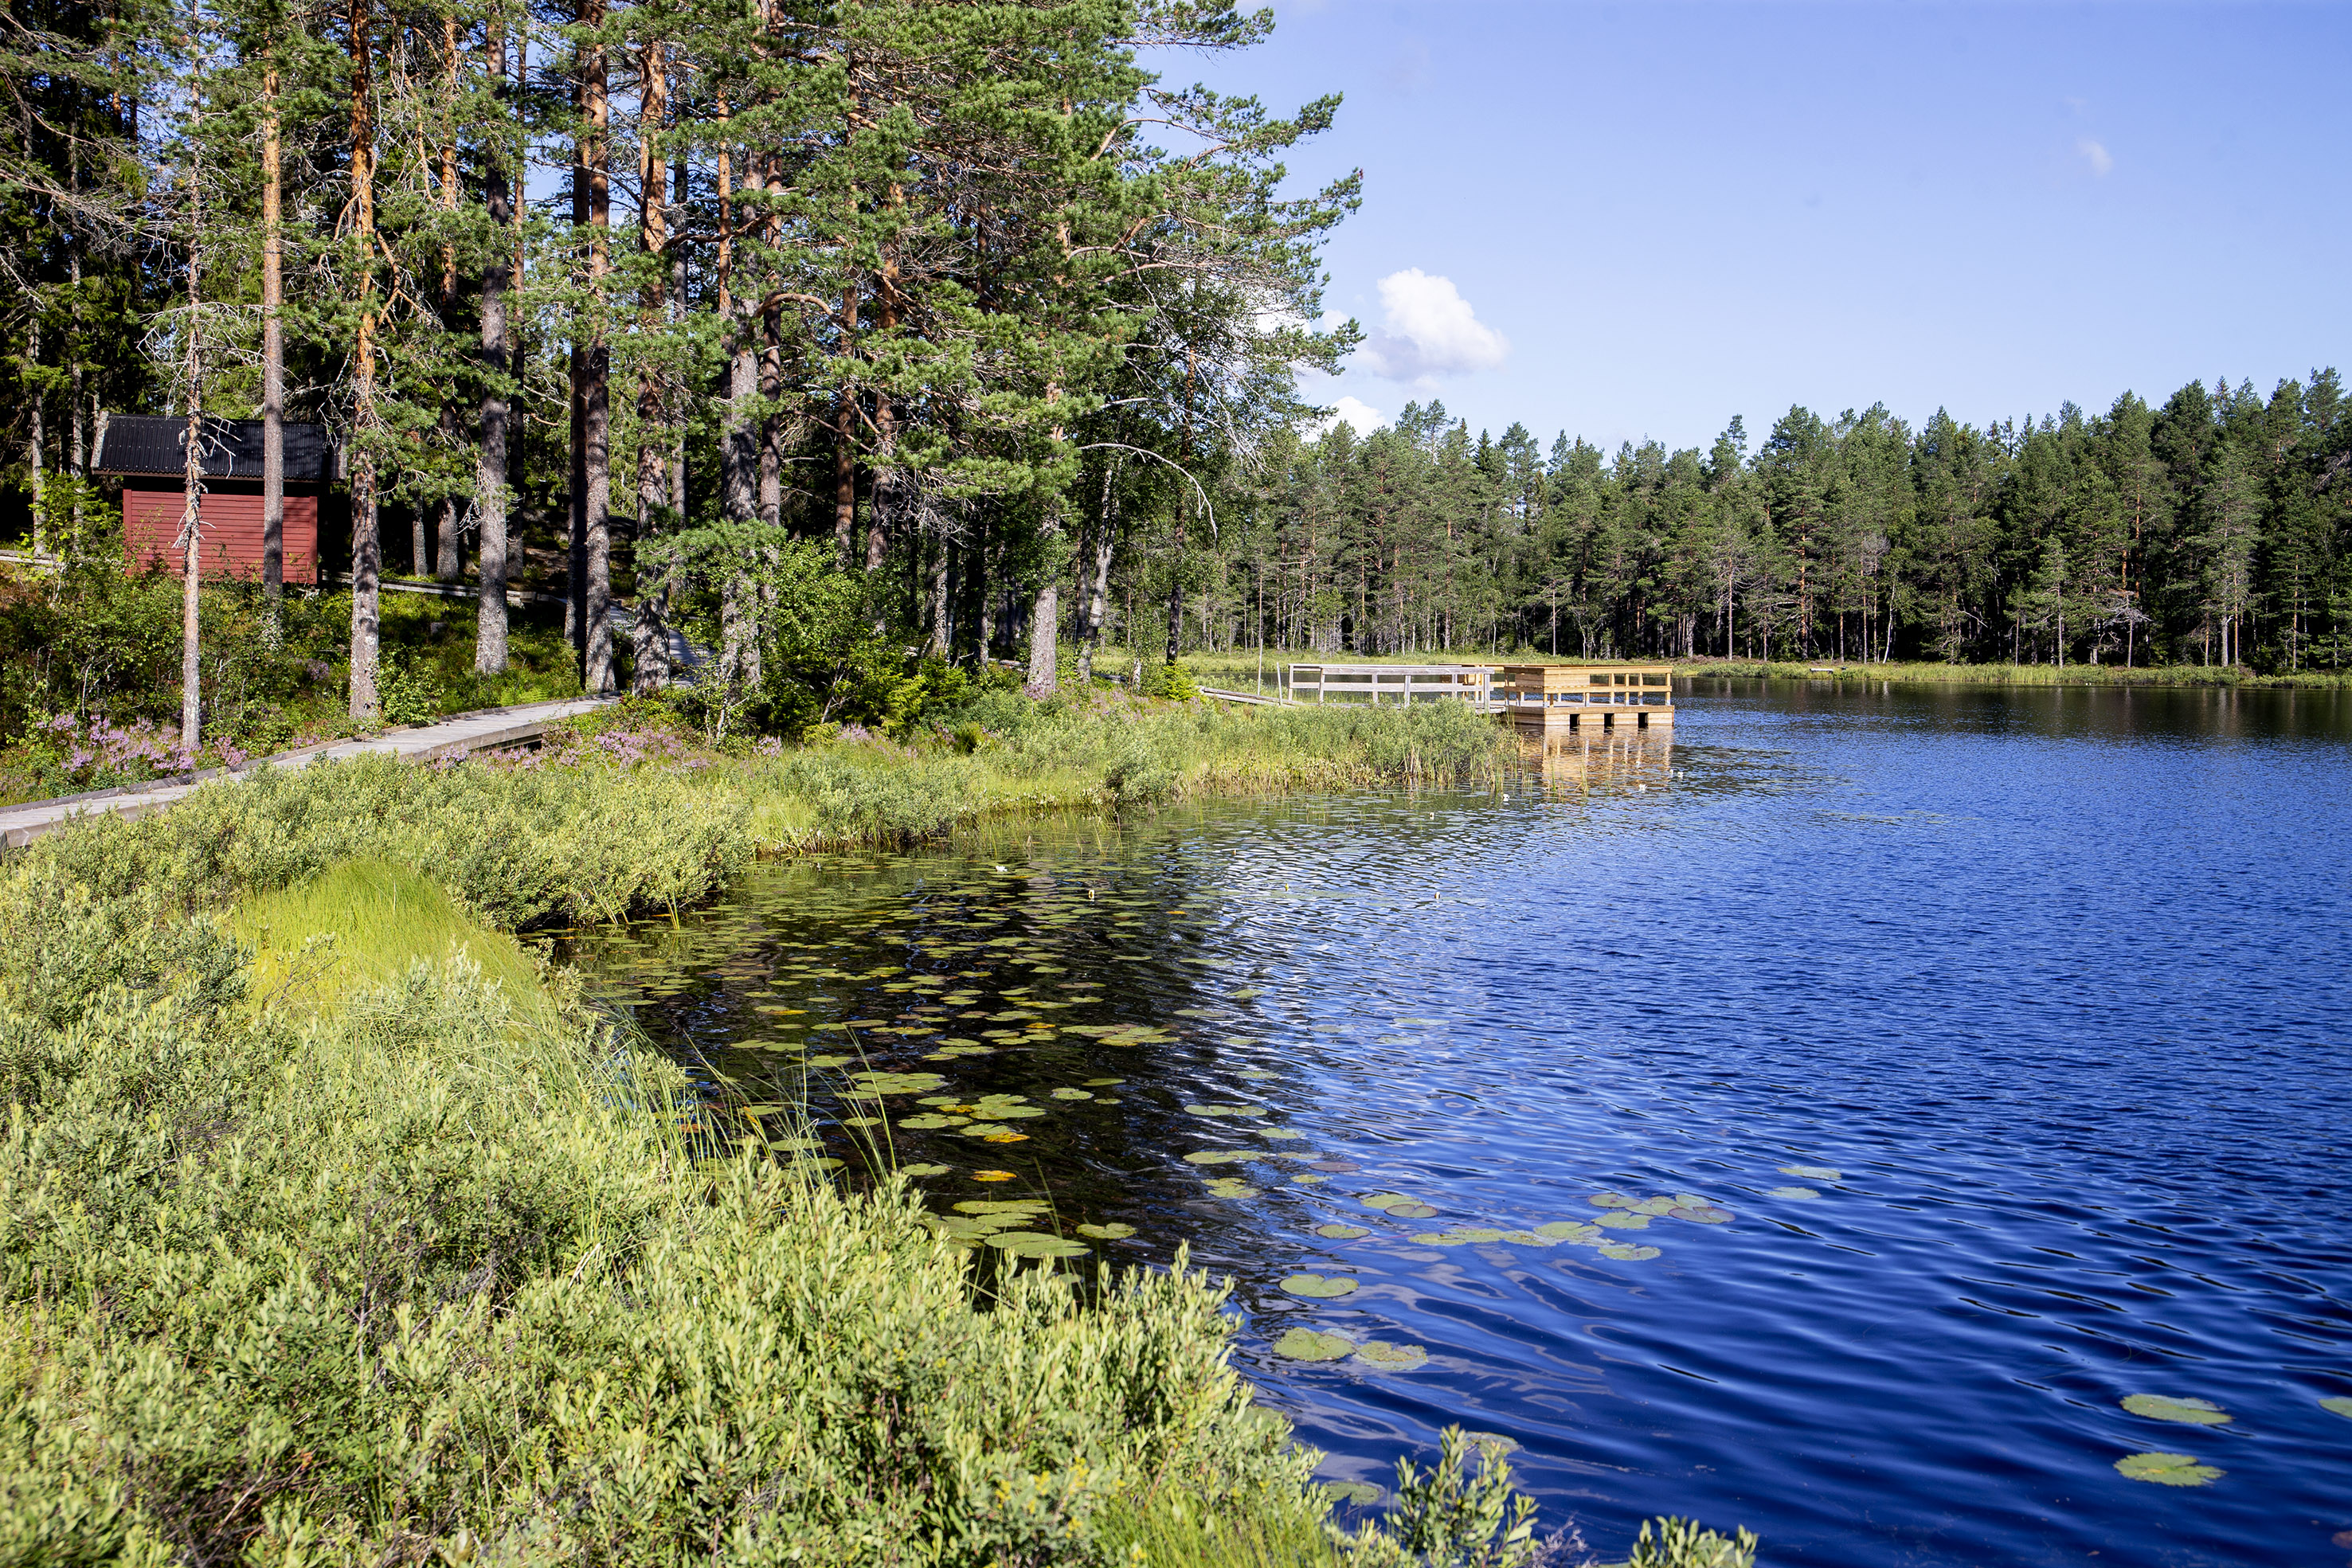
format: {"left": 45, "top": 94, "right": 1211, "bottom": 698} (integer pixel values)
{"left": 1310, "top": 395, "right": 1387, "bottom": 436}
{"left": 1356, "top": 268, "right": 1509, "bottom": 383}
{"left": 2077, "top": 137, "right": 2113, "bottom": 177}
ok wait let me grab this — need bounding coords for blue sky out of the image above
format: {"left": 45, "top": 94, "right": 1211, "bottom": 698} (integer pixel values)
{"left": 1157, "top": 2, "right": 2352, "bottom": 452}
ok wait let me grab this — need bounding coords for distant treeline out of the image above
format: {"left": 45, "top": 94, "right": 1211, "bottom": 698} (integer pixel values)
{"left": 1175, "top": 375, "right": 2349, "bottom": 673}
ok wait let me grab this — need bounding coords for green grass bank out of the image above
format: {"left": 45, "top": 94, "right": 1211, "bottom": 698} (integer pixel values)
{"left": 0, "top": 700, "right": 1759, "bottom": 1566}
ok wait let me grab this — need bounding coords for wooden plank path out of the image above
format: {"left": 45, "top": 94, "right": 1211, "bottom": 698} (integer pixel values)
{"left": 0, "top": 694, "right": 619, "bottom": 849}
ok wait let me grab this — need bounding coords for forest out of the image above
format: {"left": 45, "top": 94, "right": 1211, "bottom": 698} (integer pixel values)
{"left": 5, "top": 0, "right": 2349, "bottom": 757}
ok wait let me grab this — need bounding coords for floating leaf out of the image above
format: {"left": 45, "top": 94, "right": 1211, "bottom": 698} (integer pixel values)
{"left": 1184, "top": 1150, "right": 1253, "bottom": 1165}
{"left": 1083, "top": 1077, "right": 1125, "bottom": 1086}
{"left": 1462, "top": 1431, "right": 1520, "bottom": 1456}
{"left": 1779, "top": 1164, "right": 1841, "bottom": 1181}
{"left": 1766, "top": 1186, "right": 1821, "bottom": 1199}
{"left": 958, "top": 1122, "right": 1012, "bottom": 1138}
{"left": 1281, "top": 1273, "right": 1358, "bottom": 1299}
{"left": 1596, "top": 1212, "right": 1652, "bottom": 1230}
{"left": 954, "top": 1199, "right": 1048, "bottom": 1215}
{"left": 1050, "top": 1088, "right": 1094, "bottom": 1101}
{"left": 982, "top": 1131, "right": 1030, "bottom": 1143}
{"left": 1668, "top": 1204, "right": 1735, "bottom": 1225}
{"left": 1186, "top": 1103, "right": 1267, "bottom": 1118}
{"left": 1536, "top": 1221, "right": 1602, "bottom": 1241}
{"left": 1203, "top": 1177, "right": 1260, "bottom": 1199}
{"left": 1599, "top": 1243, "right": 1661, "bottom": 1261}
{"left": 1077, "top": 1222, "right": 1136, "bottom": 1240}
{"left": 787, "top": 1156, "right": 845, "bottom": 1171}
{"left": 1273, "top": 1328, "right": 1355, "bottom": 1362}
{"left": 1314, "top": 1223, "right": 1371, "bottom": 1240}
{"left": 1632, "top": 1197, "right": 1681, "bottom": 1216}
{"left": 1256, "top": 1128, "right": 1307, "bottom": 1140}
{"left": 2321, "top": 1397, "right": 2352, "bottom": 1419}
{"left": 1291, "top": 1174, "right": 1329, "bottom": 1186}
{"left": 897, "top": 1113, "right": 967, "bottom": 1130}
{"left": 1413, "top": 1227, "right": 1506, "bottom": 1247}
{"left": 2122, "top": 1395, "right": 2232, "bottom": 1426}
{"left": 766, "top": 1136, "right": 826, "bottom": 1152}
{"left": 1323, "top": 1481, "right": 1383, "bottom": 1507}
{"left": 974, "top": 1170, "right": 1016, "bottom": 1182}
{"left": 1355, "top": 1340, "right": 1427, "bottom": 1371}
{"left": 1360, "top": 1192, "right": 1415, "bottom": 1211}
{"left": 1387, "top": 1203, "right": 1438, "bottom": 1219}
{"left": 1588, "top": 1191, "right": 1638, "bottom": 1209}
{"left": 839, "top": 1116, "right": 884, "bottom": 1129}
{"left": 2115, "top": 1452, "right": 2221, "bottom": 1486}
{"left": 900, "top": 1163, "right": 951, "bottom": 1177}
{"left": 804, "top": 1054, "right": 855, "bottom": 1068}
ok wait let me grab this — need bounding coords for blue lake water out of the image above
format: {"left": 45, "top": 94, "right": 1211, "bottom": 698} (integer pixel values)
{"left": 568, "top": 680, "right": 2352, "bottom": 1566}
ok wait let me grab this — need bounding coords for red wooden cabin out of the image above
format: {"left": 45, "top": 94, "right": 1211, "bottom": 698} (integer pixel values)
{"left": 96, "top": 416, "right": 335, "bottom": 584}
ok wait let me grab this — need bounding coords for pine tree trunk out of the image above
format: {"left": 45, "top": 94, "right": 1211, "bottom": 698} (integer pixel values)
{"left": 260, "top": 61, "right": 284, "bottom": 605}
{"left": 347, "top": 0, "right": 381, "bottom": 720}
{"left": 472, "top": 18, "right": 511, "bottom": 677}
{"left": 578, "top": 0, "right": 613, "bottom": 693}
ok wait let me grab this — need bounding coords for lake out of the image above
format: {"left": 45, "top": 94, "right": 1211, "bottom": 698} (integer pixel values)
{"left": 564, "top": 679, "right": 2352, "bottom": 1567}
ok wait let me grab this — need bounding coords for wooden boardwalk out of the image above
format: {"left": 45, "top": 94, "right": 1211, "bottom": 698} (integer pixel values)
{"left": 0, "top": 695, "right": 618, "bottom": 849}
{"left": 1278, "top": 662, "right": 1676, "bottom": 733}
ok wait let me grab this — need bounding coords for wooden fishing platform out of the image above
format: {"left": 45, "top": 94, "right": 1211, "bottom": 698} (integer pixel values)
{"left": 1281, "top": 662, "right": 1676, "bottom": 733}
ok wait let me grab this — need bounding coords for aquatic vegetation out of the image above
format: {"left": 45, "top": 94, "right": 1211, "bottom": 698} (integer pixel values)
{"left": 1203, "top": 1177, "right": 1262, "bottom": 1198}
{"left": 1324, "top": 1480, "right": 1383, "bottom": 1506}
{"left": 2115, "top": 1452, "right": 2223, "bottom": 1486}
{"left": 848, "top": 1069, "right": 949, "bottom": 1093}
{"left": 1597, "top": 1213, "right": 1652, "bottom": 1230}
{"left": 1050, "top": 1086, "right": 1094, "bottom": 1100}
{"left": 1281, "top": 1273, "right": 1359, "bottom": 1299}
{"left": 1765, "top": 1186, "right": 1821, "bottom": 1199}
{"left": 973, "top": 1168, "right": 1018, "bottom": 1181}
{"left": 1274, "top": 1328, "right": 1356, "bottom": 1362}
{"left": 898, "top": 1163, "right": 951, "bottom": 1177}
{"left": 1535, "top": 1220, "right": 1602, "bottom": 1242}
{"left": 1411, "top": 1227, "right": 1507, "bottom": 1247}
{"left": 1314, "top": 1223, "right": 1372, "bottom": 1240}
{"left": 1077, "top": 1222, "right": 1136, "bottom": 1240}
{"left": 1669, "top": 1203, "right": 1735, "bottom": 1224}
{"left": 1354, "top": 1341, "right": 1428, "bottom": 1371}
{"left": 1360, "top": 1191, "right": 1439, "bottom": 1219}
{"left": 1188, "top": 1102, "right": 1268, "bottom": 1118}
{"left": 2322, "top": 1397, "right": 2352, "bottom": 1419}
{"left": 2121, "top": 1395, "right": 2232, "bottom": 1425}
{"left": 1460, "top": 1432, "right": 1520, "bottom": 1456}
{"left": 1256, "top": 1127, "right": 1307, "bottom": 1140}
{"left": 1589, "top": 1191, "right": 1638, "bottom": 1209}
{"left": 1778, "top": 1164, "right": 1841, "bottom": 1181}
{"left": 1626, "top": 1516, "right": 1760, "bottom": 1568}
{"left": 1599, "top": 1243, "right": 1662, "bottom": 1261}
{"left": 896, "top": 1112, "right": 966, "bottom": 1130}
{"left": 1184, "top": 1150, "right": 1254, "bottom": 1165}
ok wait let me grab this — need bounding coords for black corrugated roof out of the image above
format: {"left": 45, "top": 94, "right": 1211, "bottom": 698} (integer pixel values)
{"left": 94, "top": 415, "right": 335, "bottom": 483}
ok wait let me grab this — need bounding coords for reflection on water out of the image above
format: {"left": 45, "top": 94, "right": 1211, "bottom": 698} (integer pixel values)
{"left": 565, "top": 681, "right": 2352, "bottom": 1568}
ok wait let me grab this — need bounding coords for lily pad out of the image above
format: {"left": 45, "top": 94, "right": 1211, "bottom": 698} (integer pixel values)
{"left": 1281, "top": 1273, "right": 1359, "bottom": 1299}
{"left": 1588, "top": 1191, "right": 1638, "bottom": 1209}
{"left": 994, "top": 1234, "right": 1092, "bottom": 1260}
{"left": 1314, "top": 1223, "right": 1371, "bottom": 1240}
{"left": 1632, "top": 1196, "right": 1681, "bottom": 1216}
{"left": 1596, "top": 1212, "right": 1652, "bottom": 1230}
{"left": 1187, "top": 1103, "right": 1268, "bottom": 1118}
{"left": 899, "top": 1163, "right": 951, "bottom": 1177}
{"left": 766, "top": 1136, "right": 826, "bottom": 1152}
{"left": 1050, "top": 1087, "right": 1094, "bottom": 1101}
{"left": 839, "top": 1116, "right": 885, "bottom": 1129}
{"left": 804, "top": 1054, "right": 856, "bottom": 1069}
{"left": 1323, "top": 1481, "right": 1384, "bottom": 1507}
{"left": 2321, "top": 1397, "right": 2352, "bottom": 1419}
{"left": 1668, "top": 1204, "right": 1736, "bottom": 1224}
{"left": 954, "top": 1199, "right": 1048, "bottom": 1214}
{"left": 1766, "top": 1186, "right": 1822, "bottom": 1199}
{"left": 974, "top": 1169, "right": 1017, "bottom": 1182}
{"left": 1779, "top": 1164, "right": 1841, "bottom": 1181}
{"left": 2115, "top": 1451, "right": 2221, "bottom": 1486}
{"left": 898, "top": 1113, "right": 968, "bottom": 1130}
{"left": 1273, "top": 1328, "right": 1355, "bottom": 1362}
{"left": 1387, "top": 1203, "right": 1438, "bottom": 1219}
{"left": 1076, "top": 1222, "right": 1136, "bottom": 1240}
{"left": 1360, "top": 1192, "right": 1416, "bottom": 1211}
{"left": 1256, "top": 1128, "right": 1307, "bottom": 1140}
{"left": 1184, "top": 1150, "right": 1253, "bottom": 1165}
{"left": 1291, "top": 1174, "right": 1329, "bottom": 1186}
{"left": 1203, "top": 1177, "right": 1260, "bottom": 1199}
{"left": 2122, "top": 1394, "right": 2232, "bottom": 1426}
{"left": 1354, "top": 1340, "right": 1427, "bottom": 1371}
{"left": 1462, "top": 1431, "right": 1520, "bottom": 1456}
{"left": 1083, "top": 1077, "right": 1125, "bottom": 1086}
{"left": 1598, "top": 1243, "right": 1661, "bottom": 1261}
{"left": 1536, "top": 1221, "right": 1603, "bottom": 1241}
